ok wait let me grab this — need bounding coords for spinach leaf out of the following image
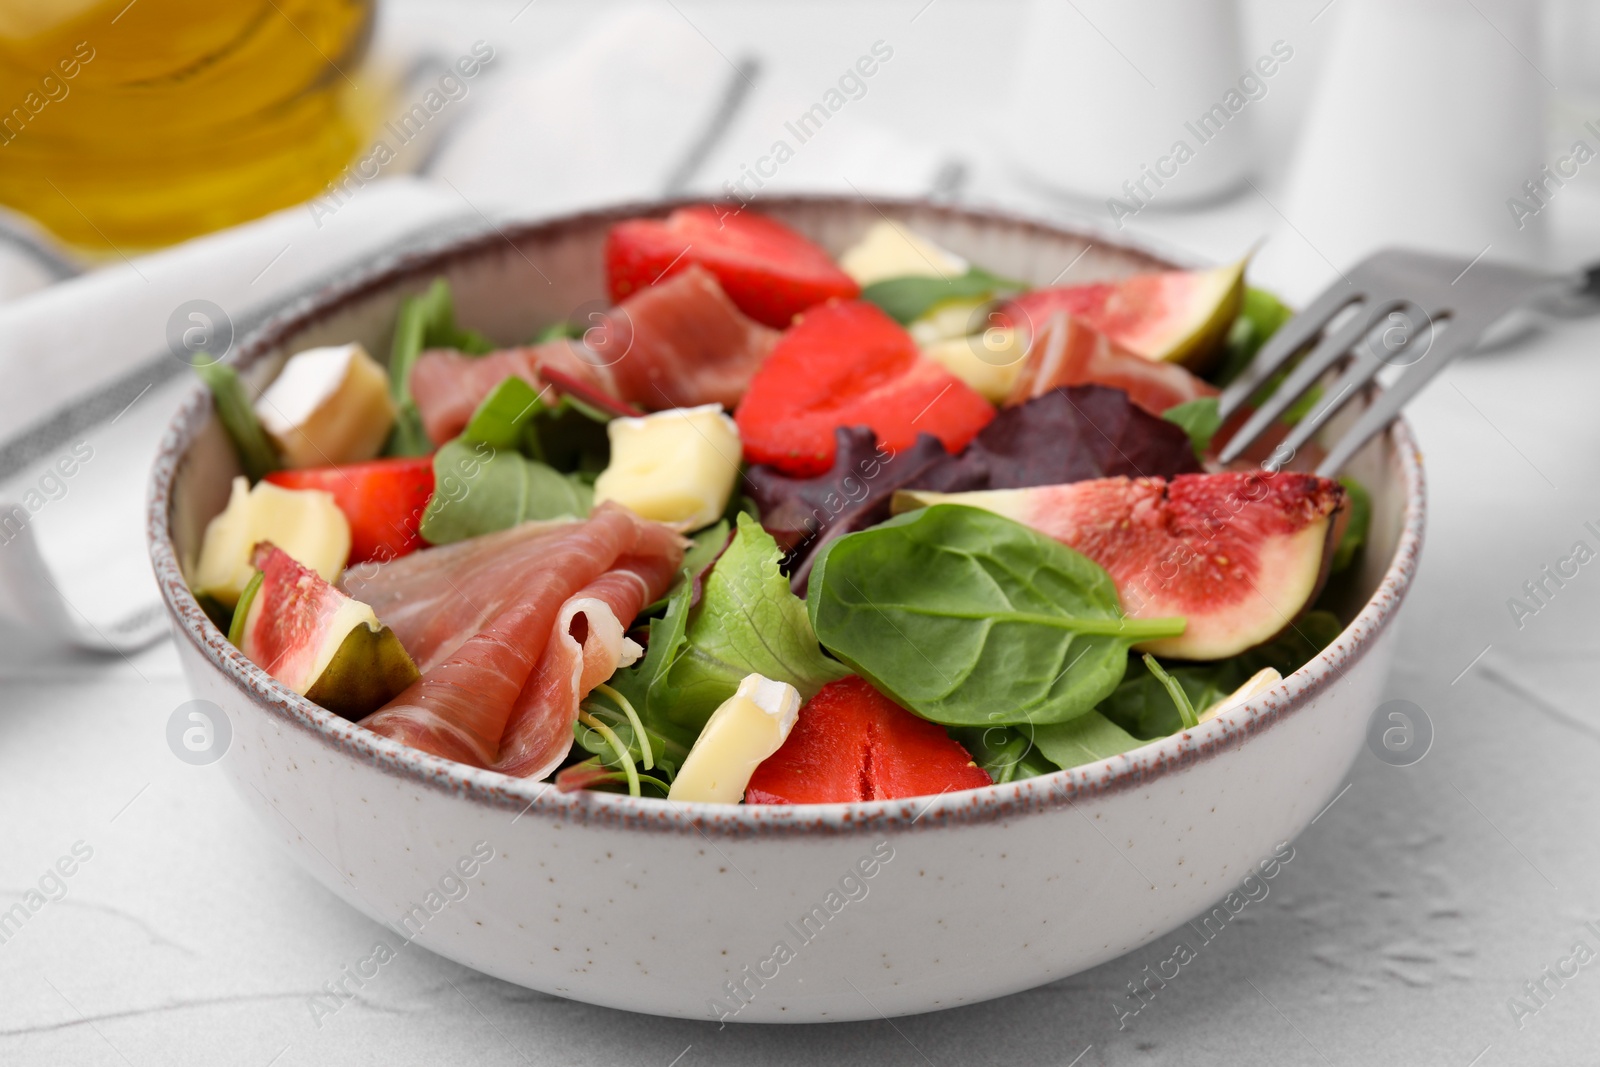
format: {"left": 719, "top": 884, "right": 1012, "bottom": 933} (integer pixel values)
{"left": 1099, "top": 610, "right": 1343, "bottom": 739}
{"left": 194, "top": 360, "right": 280, "bottom": 481}
{"left": 1031, "top": 711, "right": 1145, "bottom": 768}
{"left": 949, "top": 725, "right": 1059, "bottom": 784}
{"left": 1214, "top": 286, "right": 1293, "bottom": 388}
{"left": 417, "top": 438, "right": 591, "bottom": 545}
{"left": 1163, "top": 396, "right": 1223, "bottom": 460}
{"left": 660, "top": 514, "right": 850, "bottom": 732}
{"left": 385, "top": 279, "right": 496, "bottom": 457}
{"left": 807, "top": 504, "right": 1186, "bottom": 727}
{"left": 1332, "top": 476, "right": 1371, "bottom": 574}
{"left": 860, "top": 267, "right": 1027, "bottom": 325}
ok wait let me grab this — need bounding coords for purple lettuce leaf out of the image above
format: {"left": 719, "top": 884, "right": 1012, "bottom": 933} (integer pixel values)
{"left": 747, "top": 385, "right": 1199, "bottom": 592}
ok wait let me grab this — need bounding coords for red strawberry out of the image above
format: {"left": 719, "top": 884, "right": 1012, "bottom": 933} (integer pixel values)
{"left": 265, "top": 456, "right": 435, "bottom": 565}
{"left": 735, "top": 299, "right": 995, "bottom": 476}
{"left": 605, "top": 206, "right": 859, "bottom": 329}
{"left": 745, "top": 676, "right": 992, "bottom": 804}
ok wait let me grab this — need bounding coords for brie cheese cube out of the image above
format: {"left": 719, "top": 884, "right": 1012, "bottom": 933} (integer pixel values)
{"left": 668, "top": 673, "right": 801, "bottom": 804}
{"left": 838, "top": 220, "right": 967, "bottom": 286}
{"left": 192, "top": 476, "right": 351, "bottom": 606}
{"left": 255, "top": 343, "right": 396, "bottom": 469}
{"left": 593, "top": 404, "right": 741, "bottom": 530}
{"left": 1198, "top": 667, "right": 1282, "bottom": 723}
{"left": 922, "top": 326, "right": 1026, "bottom": 403}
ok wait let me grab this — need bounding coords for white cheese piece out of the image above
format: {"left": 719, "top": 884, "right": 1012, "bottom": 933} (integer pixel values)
{"left": 922, "top": 326, "right": 1027, "bottom": 404}
{"left": 1198, "top": 667, "right": 1282, "bottom": 723}
{"left": 593, "top": 404, "right": 741, "bottom": 530}
{"left": 255, "top": 343, "right": 396, "bottom": 469}
{"left": 838, "top": 220, "right": 967, "bottom": 286}
{"left": 191, "top": 476, "right": 351, "bottom": 606}
{"left": 668, "top": 673, "right": 802, "bottom": 804}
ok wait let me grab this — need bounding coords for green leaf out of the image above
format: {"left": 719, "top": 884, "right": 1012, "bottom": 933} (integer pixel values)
{"left": 533, "top": 321, "right": 583, "bottom": 343}
{"left": 1142, "top": 653, "right": 1198, "bottom": 730}
{"left": 459, "top": 375, "right": 611, "bottom": 475}
{"left": 417, "top": 438, "right": 591, "bottom": 545}
{"left": 948, "top": 725, "right": 1059, "bottom": 785}
{"left": 226, "top": 569, "right": 263, "bottom": 646}
{"left": 806, "top": 504, "right": 1186, "bottom": 727}
{"left": 385, "top": 279, "right": 495, "bottom": 457}
{"left": 1214, "top": 286, "right": 1294, "bottom": 388}
{"left": 644, "top": 519, "right": 729, "bottom": 615}
{"left": 1031, "top": 711, "right": 1145, "bottom": 769}
{"left": 1332, "top": 477, "right": 1371, "bottom": 574}
{"left": 603, "top": 581, "right": 698, "bottom": 748}
{"left": 1163, "top": 397, "right": 1223, "bottom": 460}
{"left": 193, "top": 361, "right": 280, "bottom": 482}
{"left": 1098, "top": 610, "right": 1343, "bottom": 739}
{"left": 860, "top": 267, "right": 1027, "bottom": 325}
{"left": 660, "top": 514, "right": 850, "bottom": 733}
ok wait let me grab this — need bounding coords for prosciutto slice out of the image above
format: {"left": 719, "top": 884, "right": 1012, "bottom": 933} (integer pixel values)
{"left": 1006, "top": 311, "right": 1216, "bottom": 417}
{"left": 410, "top": 265, "right": 776, "bottom": 443}
{"left": 356, "top": 504, "right": 684, "bottom": 777}
{"left": 409, "top": 341, "right": 608, "bottom": 448}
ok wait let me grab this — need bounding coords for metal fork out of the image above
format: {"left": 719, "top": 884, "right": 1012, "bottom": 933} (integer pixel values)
{"left": 1216, "top": 248, "right": 1597, "bottom": 476}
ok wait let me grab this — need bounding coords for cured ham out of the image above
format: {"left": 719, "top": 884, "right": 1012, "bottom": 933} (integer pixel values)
{"left": 409, "top": 341, "right": 608, "bottom": 448}
{"left": 1006, "top": 311, "right": 1216, "bottom": 417}
{"left": 599, "top": 264, "right": 778, "bottom": 410}
{"left": 356, "top": 504, "right": 684, "bottom": 777}
{"left": 410, "top": 265, "right": 776, "bottom": 444}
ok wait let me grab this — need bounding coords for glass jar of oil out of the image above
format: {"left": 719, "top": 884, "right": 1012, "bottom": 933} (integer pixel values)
{"left": 0, "top": 0, "right": 379, "bottom": 251}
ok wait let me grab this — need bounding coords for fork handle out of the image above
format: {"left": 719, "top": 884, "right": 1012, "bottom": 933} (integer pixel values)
{"left": 1578, "top": 260, "right": 1600, "bottom": 302}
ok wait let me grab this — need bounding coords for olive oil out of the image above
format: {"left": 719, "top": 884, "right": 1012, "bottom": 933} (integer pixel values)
{"left": 0, "top": 0, "right": 378, "bottom": 250}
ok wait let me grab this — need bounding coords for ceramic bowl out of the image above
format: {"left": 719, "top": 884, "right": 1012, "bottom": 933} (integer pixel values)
{"left": 148, "top": 196, "right": 1425, "bottom": 1023}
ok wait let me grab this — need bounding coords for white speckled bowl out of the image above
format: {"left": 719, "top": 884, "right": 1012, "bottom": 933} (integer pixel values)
{"left": 148, "top": 197, "right": 1424, "bottom": 1023}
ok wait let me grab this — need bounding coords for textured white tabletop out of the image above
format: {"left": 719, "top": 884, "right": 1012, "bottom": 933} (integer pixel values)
{"left": 6, "top": 2, "right": 1600, "bottom": 1065}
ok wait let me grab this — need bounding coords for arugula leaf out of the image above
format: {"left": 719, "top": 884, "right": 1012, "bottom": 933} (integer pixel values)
{"left": 860, "top": 267, "right": 1027, "bottom": 325}
{"left": 1031, "top": 711, "right": 1145, "bottom": 768}
{"left": 1098, "top": 610, "right": 1343, "bottom": 739}
{"left": 948, "top": 725, "right": 1059, "bottom": 784}
{"left": 193, "top": 360, "right": 280, "bottom": 481}
{"left": 1332, "top": 476, "right": 1371, "bottom": 574}
{"left": 1142, "top": 653, "right": 1199, "bottom": 730}
{"left": 1214, "top": 286, "right": 1294, "bottom": 388}
{"left": 807, "top": 504, "right": 1186, "bottom": 727}
{"left": 385, "top": 279, "right": 496, "bottom": 457}
{"left": 660, "top": 514, "right": 850, "bottom": 732}
{"left": 603, "top": 582, "right": 696, "bottom": 747}
{"left": 461, "top": 376, "right": 610, "bottom": 475}
{"left": 1163, "top": 397, "right": 1223, "bottom": 460}
{"left": 417, "top": 438, "right": 590, "bottom": 545}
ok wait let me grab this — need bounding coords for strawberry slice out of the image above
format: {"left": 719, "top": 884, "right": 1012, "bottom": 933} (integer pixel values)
{"left": 605, "top": 206, "right": 859, "bottom": 329}
{"left": 735, "top": 300, "right": 995, "bottom": 476}
{"left": 265, "top": 456, "right": 435, "bottom": 566}
{"left": 745, "top": 676, "right": 992, "bottom": 804}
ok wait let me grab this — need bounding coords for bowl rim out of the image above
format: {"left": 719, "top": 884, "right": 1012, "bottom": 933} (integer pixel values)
{"left": 146, "top": 194, "right": 1426, "bottom": 839}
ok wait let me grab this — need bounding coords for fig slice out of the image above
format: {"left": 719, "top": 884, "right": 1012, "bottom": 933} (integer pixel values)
{"left": 237, "top": 542, "right": 419, "bottom": 720}
{"left": 895, "top": 471, "right": 1345, "bottom": 661}
{"left": 998, "top": 259, "right": 1246, "bottom": 372}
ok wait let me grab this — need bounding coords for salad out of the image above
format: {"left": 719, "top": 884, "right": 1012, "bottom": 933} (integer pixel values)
{"left": 186, "top": 205, "right": 1369, "bottom": 805}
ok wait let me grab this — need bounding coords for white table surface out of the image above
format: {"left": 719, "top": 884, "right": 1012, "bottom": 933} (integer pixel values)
{"left": 7, "top": 2, "right": 1600, "bottom": 1064}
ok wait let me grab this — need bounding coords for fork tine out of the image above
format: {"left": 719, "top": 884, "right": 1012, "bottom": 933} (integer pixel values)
{"left": 1262, "top": 343, "right": 1387, "bottom": 472}
{"left": 1315, "top": 316, "right": 1479, "bottom": 477}
{"left": 1217, "top": 297, "right": 1401, "bottom": 464}
{"left": 1217, "top": 282, "right": 1362, "bottom": 419}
